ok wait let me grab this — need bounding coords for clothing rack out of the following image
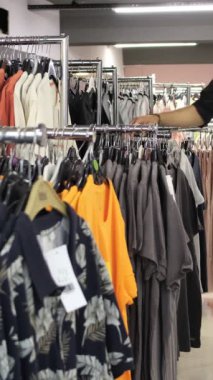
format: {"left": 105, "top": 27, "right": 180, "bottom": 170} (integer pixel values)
{"left": 0, "top": 125, "right": 94, "bottom": 145}
{"left": 102, "top": 67, "right": 118, "bottom": 125}
{"left": 0, "top": 34, "right": 69, "bottom": 129}
{"left": 68, "top": 60, "right": 102, "bottom": 125}
{"left": 67, "top": 125, "right": 212, "bottom": 133}
{"left": 153, "top": 82, "right": 204, "bottom": 105}
{"left": 0, "top": 124, "right": 211, "bottom": 146}
{"left": 118, "top": 76, "right": 153, "bottom": 111}
{"left": 0, "top": 126, "right": 47, "bottom": 145}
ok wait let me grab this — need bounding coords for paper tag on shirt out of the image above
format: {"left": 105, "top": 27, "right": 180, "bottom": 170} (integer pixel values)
{"left": 61, "top": 283, "right": 87, "bottom": 313}
{"left": 166, "top": 175, "right": 176, "bottom": 202}
{"left": 43, "top": 244, "right": 87, "bottom": 312}
{"left": 43, "top": 244, "right": 77, "bottom": 287}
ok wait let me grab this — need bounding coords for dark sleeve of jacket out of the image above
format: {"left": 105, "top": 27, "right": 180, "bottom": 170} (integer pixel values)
{"left": 193, "top": 80, "right": 213, "bottom": 125}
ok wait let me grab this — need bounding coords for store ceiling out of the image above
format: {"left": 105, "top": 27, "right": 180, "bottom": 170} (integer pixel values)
{"left": 60, "top": 8, "right": 213, "bottom": 45}
{"left": 28, "top": 0, "right": 213, "bottom": 5}
{"left": 28, "top": 1, "right": 213, "bottom": 63}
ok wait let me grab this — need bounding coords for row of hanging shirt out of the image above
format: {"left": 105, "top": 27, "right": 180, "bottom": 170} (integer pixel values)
{"left": 91, "top": 128, "right": 210, "bottom": 380}
{"left": 0, "top": 130, "right": 136, "bottom": 380}
{"left": 0, "top": 47, "right": 63, "bottom": 129}
{"left": 68, "top": 70, "right": 115, "bottom": 126}
{"left": 69, "top": 72, "right": 98, "bottom": 125}
{"left": 118, "top": 82, "right": 151, "bottom": 125}
{"left": 0, "top": 124, "right": 212, "bottom": 380}
{"left": 153, "top": 85, "right": 188, "bottom": 113}
{"left": 35, "top": 126, "right": 210, "bottom": 380}
{"left": 153, "top": 83, "right": 205, "bottom": 113}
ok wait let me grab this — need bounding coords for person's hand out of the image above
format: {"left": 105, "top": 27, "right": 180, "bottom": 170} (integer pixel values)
{"left": 131, "top": 114, "right": 160, "bottom": 125}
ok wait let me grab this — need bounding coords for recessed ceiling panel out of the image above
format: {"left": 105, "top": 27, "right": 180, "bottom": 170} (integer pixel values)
{"left": 28, "top": 0, "right": 213, "bottom": 7}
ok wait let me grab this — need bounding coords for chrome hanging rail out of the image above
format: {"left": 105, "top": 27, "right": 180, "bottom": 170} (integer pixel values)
{"left": 0, "top": 124, "right": 211, "bottom": 145}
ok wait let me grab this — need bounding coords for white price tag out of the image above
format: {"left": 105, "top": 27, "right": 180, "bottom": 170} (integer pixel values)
{"left": 43, "top": 244, "right": 87, "bottom": 312}
{"left": 61, "top": 283, "right": 87, "bottom": 313}
{"left": 43, "top": 244, "right": 75, "bottom": 287}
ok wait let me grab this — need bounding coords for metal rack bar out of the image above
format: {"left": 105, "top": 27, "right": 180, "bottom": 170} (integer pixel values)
{"left": 0, "top": 34, "right": 69, "bottom": 129}
{"left": 68, "top": 60, "right": 102, "bottom": 67}
{"left": 102, "top": 67, "right": 118, "bottom": 125}
{"left": 46, "top": 129, "right": 94, "bottom": 140}
{"left": 0, "top": 126, "right": 94, "bottom": 144}
{"left": 0, "top": 126, "right": 47, "bottom": 145}
{"left": 153, "top": 82, "right": 205, "bottom": 88}
{"left": 0, "top": 124, "right": 211, "bottom": 146}
{"left": 118, "top": 76, "right": 153, "bottom": 82}
{"left": 68, "top": 60, "right": 102, "bottom": 125}
{"left": 64, "top": 125, "right": 212, "bottom": 133}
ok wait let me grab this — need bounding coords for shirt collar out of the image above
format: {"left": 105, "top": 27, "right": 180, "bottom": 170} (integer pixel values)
{"left": 15, "top": 204, "right": 77, "bottom": 300}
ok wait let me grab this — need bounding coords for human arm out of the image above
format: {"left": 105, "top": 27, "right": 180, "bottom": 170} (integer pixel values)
{"left": 131, "top": 105, "right": 204, "bottom": 128}
{"left": 131, "top": 79, "right": 213, "bottom": 128}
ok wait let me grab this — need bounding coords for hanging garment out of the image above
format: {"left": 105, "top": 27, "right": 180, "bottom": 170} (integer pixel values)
{"left": 179, "top": 148, "right": 205, "bottom": 292}
{"left": 26, "top": 72, "right": 42, "bottom": 127}
{"left": 158, "top": 165, "right": 193, "bottom": 380}
{"left": 0, "top": 67, "right": 5, "bottom": 92}
{"left": 0, "top": 70, "right": 23, "bottom": 126}
{"left": 97, "top": 130, "right": 204, "bottom": 380}
{"left": 198, "top": 150, "right": 213, "bottom": 291}
{"left": 189, "top": 152, "right": 208, "bottom": 292}
{"left": 0, "top": 203, "right": 134, "bottom": 379}
{"left": 102, "top": 89, "right": 111, "bottom": 125}
{"left": 14, "top": 71, "right": 28, "bottom": 127}
{"left": 61, "top": 176, "right": 137, "bottom": 333}
{"left": 69, "top": 88, "right": 97, "bottom": 125}
{"left": 61, "top": 176, "right": 138, "bottom": 380}
{"left": 0, "top": 125, "right": 208, "bottom": 380}
{"left": 21, "top": 73, "right": 35, "bottom": 122}
{"left": 36, "top": 72, "right": 55, "bottom": 128}
{"left": 168, "top": 166, "right": 202, "bottom": 351}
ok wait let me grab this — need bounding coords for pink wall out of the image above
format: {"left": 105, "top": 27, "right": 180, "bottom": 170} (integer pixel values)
{"left": 124, "top": 64, "right": 213, "bottom": 85}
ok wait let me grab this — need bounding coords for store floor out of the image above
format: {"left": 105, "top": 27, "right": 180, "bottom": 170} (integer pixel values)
{"left": 177, "top": 293, "right": 213, "bottom": 380}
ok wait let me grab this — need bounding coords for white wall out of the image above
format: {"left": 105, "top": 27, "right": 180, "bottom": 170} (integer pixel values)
{"left": 0, "top": 0, "right": 60, "bottom": 58}
{"left": 69, "top": 45, "right": 124, "bottom": 76}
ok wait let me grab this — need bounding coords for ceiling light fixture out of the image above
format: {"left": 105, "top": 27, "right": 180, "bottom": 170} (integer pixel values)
{"left": 114, "top": 42, "right": 198, "bottom": 48}
{"left": 113, "top": 4, "right": 213, "bottom": 14}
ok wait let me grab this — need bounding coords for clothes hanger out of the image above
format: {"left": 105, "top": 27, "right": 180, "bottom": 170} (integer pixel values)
{"left": 24, "top": 134, "right": 67, "bottom": 220}
{"left": 25, "top": 177, "right": 68, "bottom": 220}
{"left": 54, "top": 130, "right": 80, "bottom": 193}
{"left": 87, "top": 72, "right": 96, "bottom": 93}
{"left": 0, "top": 136, "right": 31, "bottom": 215}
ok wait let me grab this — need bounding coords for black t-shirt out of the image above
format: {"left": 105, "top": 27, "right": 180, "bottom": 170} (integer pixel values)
{"left": 193, "top": 80, "right": 213, "bottom": 124}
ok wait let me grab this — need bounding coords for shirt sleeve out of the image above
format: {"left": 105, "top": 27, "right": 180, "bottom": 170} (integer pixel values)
{"left": 193, "top": 80, "right": 213, "bottom": 125}
{"left": 78, "top": 218, "right": 134, "bottom": 378}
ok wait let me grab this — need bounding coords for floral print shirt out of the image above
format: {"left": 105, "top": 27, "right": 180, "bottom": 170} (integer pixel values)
{"left": 0, "top": 205, "right": 133, "bottom": 379}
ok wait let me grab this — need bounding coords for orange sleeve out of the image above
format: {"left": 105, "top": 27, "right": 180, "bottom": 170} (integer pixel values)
{"left": 8, "top": 71, "right": 23, "bottom": 126}
{"left": 0, "top": 81, "right": 9, "bottom": 126}
{"left": 0, "top": 68, "right": 5, "bottom": 92}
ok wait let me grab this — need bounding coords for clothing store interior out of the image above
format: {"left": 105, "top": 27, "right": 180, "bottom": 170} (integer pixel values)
{"left": 0, "top": 0, "right": 212, "bottom": 379}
